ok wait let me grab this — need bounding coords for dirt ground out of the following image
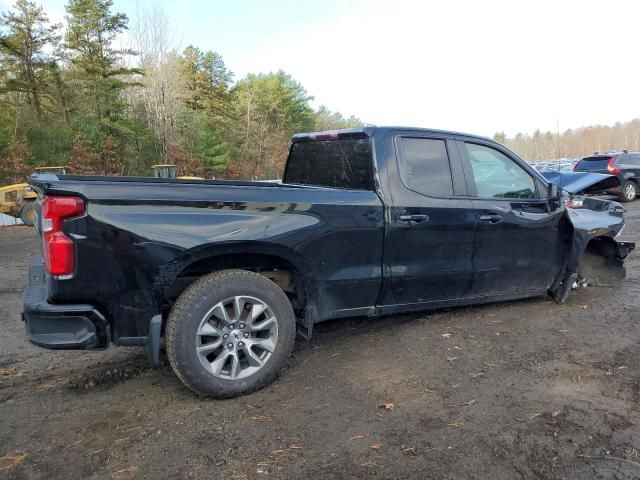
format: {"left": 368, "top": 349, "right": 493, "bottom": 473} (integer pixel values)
{"left": 1, "top": 202, "right": 640, "bottom": 480}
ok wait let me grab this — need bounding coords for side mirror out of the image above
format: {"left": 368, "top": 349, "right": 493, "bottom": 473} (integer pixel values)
{"left": 547, "top": 182, "right": 560, "bottom": 200}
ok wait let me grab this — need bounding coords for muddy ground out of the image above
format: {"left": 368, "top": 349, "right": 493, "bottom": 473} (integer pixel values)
{"left": 1, "top": 202, "right": 640, "bottom": 480}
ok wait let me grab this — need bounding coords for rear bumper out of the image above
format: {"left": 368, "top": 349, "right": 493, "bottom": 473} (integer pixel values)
{"left": 22, "top": 256, "right": 110, "bottom": 350}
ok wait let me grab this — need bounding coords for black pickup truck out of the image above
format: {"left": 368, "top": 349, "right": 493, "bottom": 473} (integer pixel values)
{"left": 24, "top": 127, "right": 634, "bottom": 397}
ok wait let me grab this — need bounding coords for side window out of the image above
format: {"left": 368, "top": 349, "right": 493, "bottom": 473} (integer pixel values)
{"left": 396, "top": 137, "right": 454, "bottom": 197}
{"left": 464, "top": 143, "right": 536, "bottom": 199}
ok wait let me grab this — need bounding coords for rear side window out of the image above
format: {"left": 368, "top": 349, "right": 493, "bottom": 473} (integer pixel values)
{"left": 284, "top": 138, "right": 374, "bottom": 190}
{"left": 396, "top": 137, "right": 454, "bottom": 196}
{"left": 620, "top": 154, "right": 640, "bottom": 166}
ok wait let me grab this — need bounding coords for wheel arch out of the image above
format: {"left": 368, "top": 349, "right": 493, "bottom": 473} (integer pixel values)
{"left": 577, "top": 235, "right": 627, "bottom": 286}
{"left": 154, "top": 242, "right": 319, "bottom": 337}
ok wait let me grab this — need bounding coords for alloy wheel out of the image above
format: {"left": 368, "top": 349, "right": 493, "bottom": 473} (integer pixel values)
{"left": 195, "top": 295, "right": 278, "bottom": 380}
{"left": 625, "top": 183, "right": 636, "bottom": 201}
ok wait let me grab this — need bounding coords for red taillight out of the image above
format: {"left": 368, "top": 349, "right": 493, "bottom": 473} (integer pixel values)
{"left": 41, "top": 195, "right": 85, "bottom": 276}
{"left": 607, "top": 156, "right": 619, "bottom": 174}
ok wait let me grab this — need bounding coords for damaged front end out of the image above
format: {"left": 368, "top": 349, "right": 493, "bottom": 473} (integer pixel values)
{"left": 542, "top": 171, "right": 636, "bottom": 302}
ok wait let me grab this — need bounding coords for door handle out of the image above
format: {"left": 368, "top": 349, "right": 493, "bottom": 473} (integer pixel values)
{"left": 478, "top": 214, "right": 503, "bottom": 224}
{"left": 399, "top": 214, "right": 429, "bottom": 225}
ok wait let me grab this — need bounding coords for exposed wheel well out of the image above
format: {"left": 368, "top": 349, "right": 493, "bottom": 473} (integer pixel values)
{"left": 578, "top": 236, "right": 625, "bottom": 286}
{"left": 585, "top": 236, "right": 619, "bottom": 255}
{"left": 165, "top": 253, "right": 307, "bottom": 318}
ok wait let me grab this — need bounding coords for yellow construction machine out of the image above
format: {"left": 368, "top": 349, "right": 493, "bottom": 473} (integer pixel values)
{"left": 151, "top": 164, "right": 203, "bottom": 180}
{"left": 0, "top": 167, "right": 66, "bottom": 226}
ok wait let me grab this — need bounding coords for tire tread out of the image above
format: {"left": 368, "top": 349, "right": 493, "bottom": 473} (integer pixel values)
{"left": 165, "top": 269, "right": 294, "bottom": 398}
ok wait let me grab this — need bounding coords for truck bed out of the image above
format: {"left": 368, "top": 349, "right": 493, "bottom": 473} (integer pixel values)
{"left": 27, "top": 173, "right": 386, "bottom": 341}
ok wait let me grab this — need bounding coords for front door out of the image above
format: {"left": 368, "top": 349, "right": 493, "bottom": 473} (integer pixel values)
{"left": 458, "top": 140, "right": 565, "bottom": 296}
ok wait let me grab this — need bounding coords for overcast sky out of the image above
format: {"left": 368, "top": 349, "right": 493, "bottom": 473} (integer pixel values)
{"left": 3, "top": 0, "right": 639, "bottom": 137}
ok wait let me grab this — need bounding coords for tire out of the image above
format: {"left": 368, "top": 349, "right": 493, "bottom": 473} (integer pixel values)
{"left": 620, "top": 181, "right": 637, "bottom": 203}
{"left": 166, "top": 269, "right": 296, "bottom": 398}
{"left": 20, "top": 202, "right": 35, "bottom": 226}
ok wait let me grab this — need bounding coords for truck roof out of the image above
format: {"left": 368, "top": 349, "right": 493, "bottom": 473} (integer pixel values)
{"left": 291, "top": 126, "right": 492, "bottom": 143}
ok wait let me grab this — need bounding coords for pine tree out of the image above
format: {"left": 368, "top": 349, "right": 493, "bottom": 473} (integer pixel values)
{"left": 493, "top": 132, "right": 507, "bottom": 144}
{"left": 0, "top": 0, "right": 61, "bottom": 117}
{"left": 233, "top": 71, "right": 315, "bottom": 177}
{"left": 181, "top": 46, "right": 233, "bottom": 122}
{"left": 315, "top": 105, "right": 363, "bottom": 130}
{"left": 64, "top": 0, "right": 141, "bottom": 128}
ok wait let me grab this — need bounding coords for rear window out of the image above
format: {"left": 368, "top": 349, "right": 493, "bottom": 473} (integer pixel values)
{"left": 575, "top": 156, "right": 613, "bottom": 170}
{"left": 284, "top": 138, "right": 374, "bottom": 190}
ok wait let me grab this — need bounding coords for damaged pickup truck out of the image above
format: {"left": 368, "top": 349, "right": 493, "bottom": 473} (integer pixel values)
{"left": 23, "top": 127, "right": 634, "bottom": 397}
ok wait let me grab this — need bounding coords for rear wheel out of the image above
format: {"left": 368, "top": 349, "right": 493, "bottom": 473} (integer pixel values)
{"left": 166, "top": 269, "right": 296, "bottom": 398}
{"left": 19, "top": 202, "right": 35, "bottom": 226}
{"left": 620, "top": 181, "right": 637, "bottom": 202}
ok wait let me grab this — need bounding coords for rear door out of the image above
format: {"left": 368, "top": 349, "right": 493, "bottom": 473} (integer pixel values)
{"left": 385, "top": 133, "right": 475, "bottom": 304}
{"left": 458, "top": 140, "right": 565, "bottom": 296}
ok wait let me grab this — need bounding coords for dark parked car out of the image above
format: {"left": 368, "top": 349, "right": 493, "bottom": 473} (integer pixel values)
{"left": 573, "top": 151, "right": 640, "bottom": 202}
{"left": 23, "top": 127, "right": 635, "bottom": 397}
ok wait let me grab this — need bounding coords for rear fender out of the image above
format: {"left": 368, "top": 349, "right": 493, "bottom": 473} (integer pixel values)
{"left": 153, "top": 241, "right": 320, "bottom": 338}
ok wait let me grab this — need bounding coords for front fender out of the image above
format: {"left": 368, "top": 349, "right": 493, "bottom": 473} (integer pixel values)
{"left": 551, "top": 202, "right": 635, "bottom": 302}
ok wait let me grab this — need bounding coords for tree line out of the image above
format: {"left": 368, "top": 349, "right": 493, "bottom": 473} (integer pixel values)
{"left": 0, "top": 0, "right": 362, "bottom": 184}
{"left": 494, "top": 119, "right": 640, "bottom": 162}
{"left": 3, "top": 0, "right": 639, "bottom": 185}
